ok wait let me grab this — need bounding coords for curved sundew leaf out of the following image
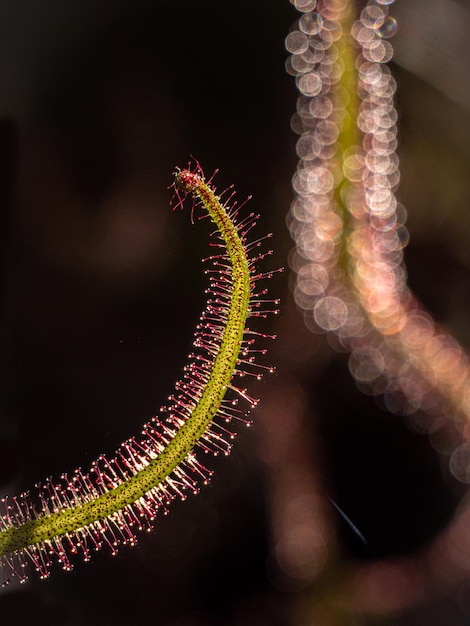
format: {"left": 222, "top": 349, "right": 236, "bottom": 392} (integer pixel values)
{"left": 0, "top": 161, "right": 279, "bottom": 585}
{"left": 289, "top": 0, "right": 470, "bottom": 440}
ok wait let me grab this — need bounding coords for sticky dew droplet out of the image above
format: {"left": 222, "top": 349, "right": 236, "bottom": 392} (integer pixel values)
{"left": 285, "top": 31, "right": 310, "bottom": 55}
{"left": 299, "top": 12, "right": 324, "bottom": 36}
{"left": 378, "top": 16, "right": 397, "bottom": 39}
{"left": 314, "top": 296, "right": 348, "bottom": 331}
{"left": 291, "top": 0, "right": 317, "bottom": 12}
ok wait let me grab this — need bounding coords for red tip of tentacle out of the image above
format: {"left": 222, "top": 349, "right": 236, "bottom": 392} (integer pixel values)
{"left": 175, "top": 169, "right": 202, "bottom": 194}
{"left": 170, "top": 159, "right": 207, "bottom": 212}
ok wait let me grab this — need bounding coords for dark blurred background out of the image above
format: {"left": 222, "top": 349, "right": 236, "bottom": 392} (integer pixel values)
{"left": 0, "top": 1, "right": 470, "bottom": 624}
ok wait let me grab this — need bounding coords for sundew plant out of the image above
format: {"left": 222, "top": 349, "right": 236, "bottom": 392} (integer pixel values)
{"left": 283, "top": 0, "right": 470, "bottom": 623}
{"left": 289, "top": 0, "right": 470, "bottom": 440}
{"left": 0, "top": 163, "right": 279, "bottom": 583}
